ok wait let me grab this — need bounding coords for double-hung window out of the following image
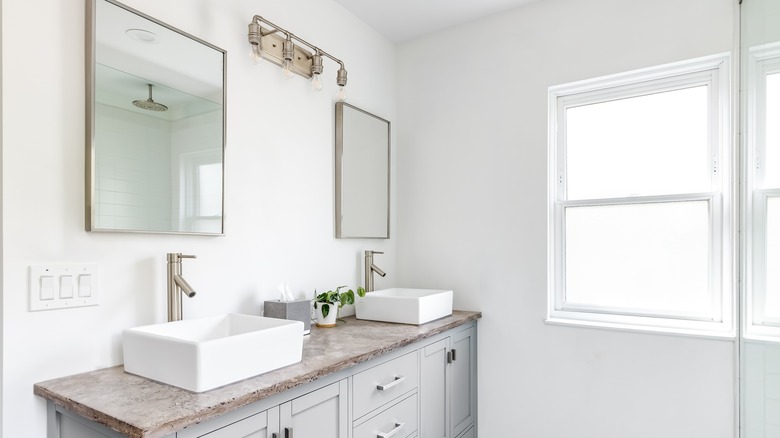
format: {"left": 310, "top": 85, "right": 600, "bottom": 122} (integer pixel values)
{"left": 746, "top": 43, "right": 780, "bottom": 340}
{"left": 547, "top": 54, "right": 733, "bottom": 336}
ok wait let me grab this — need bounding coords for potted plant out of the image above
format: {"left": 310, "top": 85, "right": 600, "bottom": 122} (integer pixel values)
{"left": 312, "top": 285, "right": 366, "bottom": 327}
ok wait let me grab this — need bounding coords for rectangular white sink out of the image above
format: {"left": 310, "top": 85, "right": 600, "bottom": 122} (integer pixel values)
{"left": 123, "top": 313, "right": 304, "bottom": 392}
{"left": 355, "top": 288, "right": 453, "bottom": 325}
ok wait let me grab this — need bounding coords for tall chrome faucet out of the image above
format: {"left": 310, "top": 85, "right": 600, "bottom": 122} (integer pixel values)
{"left": 167, "top": 253, "right": 197, "bottom": 322}
{"left": 364, "top": 250, "right": 387, "bottom": 292}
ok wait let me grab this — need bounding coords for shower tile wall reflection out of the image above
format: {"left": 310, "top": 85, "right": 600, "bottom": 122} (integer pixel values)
{"left": 95, "top": 103, "right": 172, "bottom": 231}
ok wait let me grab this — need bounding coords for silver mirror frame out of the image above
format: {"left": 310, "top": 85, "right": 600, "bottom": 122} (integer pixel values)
{"left": 335, "top": 102, "right": 391, "bottom": 239}
{"left": 86, "top": 0, "right": 227, "bottom": 235}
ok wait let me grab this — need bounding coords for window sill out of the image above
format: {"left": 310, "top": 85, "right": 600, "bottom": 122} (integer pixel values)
{"left": 545, "top": 316, "right": 736, "bottom": 340}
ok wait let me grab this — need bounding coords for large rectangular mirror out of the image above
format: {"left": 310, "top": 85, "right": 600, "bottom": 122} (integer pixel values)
{"left": 86, "top": 0, "right": 226, "bottom": 234}
{"left": 335, "top": 102, "right": 390, "bottom": 239}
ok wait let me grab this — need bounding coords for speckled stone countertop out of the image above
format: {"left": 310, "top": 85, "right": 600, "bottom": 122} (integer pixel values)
{"left": 34, "top": 311, "right": 480, "bottom": 438}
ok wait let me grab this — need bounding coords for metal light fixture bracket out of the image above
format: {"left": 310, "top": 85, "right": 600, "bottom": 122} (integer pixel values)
{"left": 256, "top": 27, "right": 314, "bottom": 79}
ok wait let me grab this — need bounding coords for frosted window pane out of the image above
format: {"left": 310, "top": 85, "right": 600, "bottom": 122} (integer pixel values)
{"left": 566, "top": 86, "right": 709, "bottom": 200}
{"left": 765, "top": 74, "right": 780, "bottom": 189}
{"left": 198, "top": 163, "right": 222, "bottom": 217}
{"left": 765, "top": 198, "right": 780, "bottom": 318}
{"left": 565, "top": 201, "right": 711, "bottom": 315}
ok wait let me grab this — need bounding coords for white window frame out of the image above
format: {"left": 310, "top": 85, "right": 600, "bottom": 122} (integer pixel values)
{"left": 547, "top": 54, "right": 734, "bottom": 337}
{"left": 178, "top": 149, "right": 224, "bottom": 232}
{"left": 744, "top": 42, "right": 780, "bottom": 340}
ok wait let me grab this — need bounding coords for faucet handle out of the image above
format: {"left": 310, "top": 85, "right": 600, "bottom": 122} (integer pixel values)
{"left": 366, "top": 250, "right": 384, "bottom": 255}
{"left": 168, "top": 253, "right": 197, "bottom": 263}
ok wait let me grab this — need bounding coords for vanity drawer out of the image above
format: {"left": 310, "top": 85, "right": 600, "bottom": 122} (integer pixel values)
{"left": 353, "top": 350, "right": 418, "bottom": 419}
{"left": 353, "top": 393, "right": 417, "bottom": 438}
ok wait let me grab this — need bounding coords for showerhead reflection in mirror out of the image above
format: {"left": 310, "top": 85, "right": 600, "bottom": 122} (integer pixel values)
{"left": 132, "top": 83, "right": 168, "bottom": 112}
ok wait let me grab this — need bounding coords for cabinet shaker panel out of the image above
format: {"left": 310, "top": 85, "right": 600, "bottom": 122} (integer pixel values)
{"left": 451, "top": 327, "right": 475, "bottom": 438}
{"left": 281, "top": 379, "right": 348, "bottom": 438}
{"left": 197, "top": 410, "right": 271, "bottom": 438}
{"left": 420, "top": 338, "right": 449, "bottom": 438}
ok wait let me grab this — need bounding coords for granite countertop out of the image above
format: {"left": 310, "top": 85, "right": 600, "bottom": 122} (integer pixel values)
{"left": 34, "top": 311, "right": 481, "bottom": 438}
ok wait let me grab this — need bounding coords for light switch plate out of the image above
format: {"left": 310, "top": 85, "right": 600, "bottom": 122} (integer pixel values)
{"left": 29, "top": 264, "right": 99, "bottom": 311}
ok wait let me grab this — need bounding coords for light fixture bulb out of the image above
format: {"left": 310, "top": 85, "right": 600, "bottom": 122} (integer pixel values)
{"left": 336, "top": 86, "right": 347, "bottom": 101}
{"left": 311, "top": 74, "right": 323, "bottom": 92}
{"left": 282, "top": 59, "right": 294, "bottom": 79}
{"left": 281, "top": 35, "right": 295, "bottom": 79}
{"left": 249, "top": 45, "right": 262, "bottom": 64}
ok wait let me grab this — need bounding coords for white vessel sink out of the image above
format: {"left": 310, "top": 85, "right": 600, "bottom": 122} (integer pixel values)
{"left": 355, "top": 288, "right": 453, "bottom": 325}
{"left": 123, "top": 313, "right": 304, "bottom": 392}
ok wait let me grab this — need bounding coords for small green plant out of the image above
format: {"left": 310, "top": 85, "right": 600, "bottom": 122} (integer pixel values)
{"left": 312, "top": 285, "right": 366, "bottom": 319}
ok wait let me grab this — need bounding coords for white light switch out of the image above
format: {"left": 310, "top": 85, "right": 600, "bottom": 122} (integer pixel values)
{"left": 60, "top": 275, "right": 74, "bottom": 299}
{"left": 40, "top": 276, "right": 54, "bottom": 300}
{"left": 78, "top": 275, "right": 92, "bottom": 297}
{"left": 29, "top": 264, "right": 99, "bottom": 311}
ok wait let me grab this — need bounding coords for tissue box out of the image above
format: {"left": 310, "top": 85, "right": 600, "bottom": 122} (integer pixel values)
{"left": 264, "top": 299, "right": 311, "bottom": 335}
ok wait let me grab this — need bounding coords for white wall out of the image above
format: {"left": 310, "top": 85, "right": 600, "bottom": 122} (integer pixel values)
{"left": 1, "top": 0, "right": 396, "bottom": 436}
{"left": 395, "top": 0, "right": 737, "bottom": 437}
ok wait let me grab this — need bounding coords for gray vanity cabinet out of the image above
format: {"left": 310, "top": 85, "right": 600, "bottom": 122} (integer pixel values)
{"left": 178, "top": 380, "right": 348, "bottom": 438}
{"left": 420, "top": 325, "right": 477, "bottom": 438}
{"left": 40, "top": 317, "right": 479, "bottom": 438}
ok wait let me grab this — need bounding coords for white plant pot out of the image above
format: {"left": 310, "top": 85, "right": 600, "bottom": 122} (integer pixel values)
{"left": 315, "top": 302, "right": 338, "bottom": 328}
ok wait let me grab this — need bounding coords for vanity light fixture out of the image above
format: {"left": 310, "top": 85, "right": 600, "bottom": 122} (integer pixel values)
{"left": 247, "top": 15, "right": 348, "bottom": 100}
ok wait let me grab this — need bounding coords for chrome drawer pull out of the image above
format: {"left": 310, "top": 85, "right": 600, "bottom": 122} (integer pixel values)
{"left": 376, "top": 376, "right": 405, "bottom": 391}
{"left": 377, "top": 422, "right": 405, "bottom": 438}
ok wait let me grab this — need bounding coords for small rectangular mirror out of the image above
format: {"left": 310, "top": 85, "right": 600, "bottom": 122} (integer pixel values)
{"left": 86, "top": 0, "right": 226, "bottom": 234}
{"left": 335, "top": 102, "right": 390, "bottom": 239}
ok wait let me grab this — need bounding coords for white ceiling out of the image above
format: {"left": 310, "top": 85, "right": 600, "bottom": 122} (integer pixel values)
{"left": 332, "top": 0, "right": 541, "bottom": 43}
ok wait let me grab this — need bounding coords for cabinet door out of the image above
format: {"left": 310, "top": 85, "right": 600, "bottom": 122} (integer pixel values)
{"left": 450, "top": 327, "right": 475, "bottom": 438}
{"left": 197, "top": 408, "right": 276, "bottom": 438}
{"left": 420, "top": 338, "right": 449, "bottom": 438}
{"left": 280, "top": 379, "right": 348, "bottom": 438}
